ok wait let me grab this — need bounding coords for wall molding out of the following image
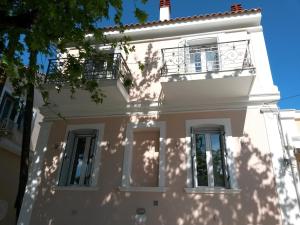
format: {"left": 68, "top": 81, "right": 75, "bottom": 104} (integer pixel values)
{"left": 121, "top": 120, "right": 166, "bottom": 189}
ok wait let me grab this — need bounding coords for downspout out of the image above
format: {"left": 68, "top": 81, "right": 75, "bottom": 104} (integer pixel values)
{"left": 276, "top": 109, "right": 300, "bottom": 209}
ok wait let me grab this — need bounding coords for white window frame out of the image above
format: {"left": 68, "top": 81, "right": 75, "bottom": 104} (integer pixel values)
{"left": 185, "top": 118, "right": 240, "bottom": 194}
{"left": 120, "top": 121, "right": 166, "bottom": 192}
{"left": 55, "top": 123, "right": 104, "bottom": 190}
{"left": 191, "top": 128, "right": 228, "bottom": 188}
{"left": 185, "top": 37, "right": 220, "bottom": 74}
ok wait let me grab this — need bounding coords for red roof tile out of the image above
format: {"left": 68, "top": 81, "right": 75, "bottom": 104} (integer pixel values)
{"left": 103, "top": 8, "right": 261, "bottom": 32}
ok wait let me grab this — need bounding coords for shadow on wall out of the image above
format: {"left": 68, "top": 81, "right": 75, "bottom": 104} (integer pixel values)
{"left": 130, "top": 43, "right": 161, "bottom": 102}
{"left": 19, "top": 115, "right": 300, "bottom": 225}
{"left": 16, "top": 44, "right": 298, "bottom": 225}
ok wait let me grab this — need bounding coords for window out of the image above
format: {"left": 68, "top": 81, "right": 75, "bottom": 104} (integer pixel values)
{"left": 120, "top": 121, "right": 166, "bottom": 192}
{"left": 58, "top": 127, "right": 103, "bottom": 187}
{"left": 0, "top": 92, "right": 23, "bottom": 130}
{"left": 188, "top": 44, "right": 219, "bottom": 73}
{"left": 185, "top": 118, "right": 239, "bottom": 192}
{"left": 191, "top": 127, "right": 229, "bottom": 188}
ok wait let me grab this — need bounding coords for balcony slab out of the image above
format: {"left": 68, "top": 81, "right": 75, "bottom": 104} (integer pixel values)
{"left": 160, "top": 72, "right": 255, "bottom": 107}
{"left": 42, "top": 79, "right": 129, "bottom": 118}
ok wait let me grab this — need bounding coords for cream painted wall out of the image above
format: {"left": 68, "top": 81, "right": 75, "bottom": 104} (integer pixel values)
{"left": 28, "top": 109, "right": 282, "bottom": 225}
{"left": 131, "top": 129, "right": 160, "bottom": 187}
{"left": 63, "top": 15, "right": 277, "bottom": 108}
{"left": 296, "top": 120, "right": 300, "bottom": 133}
{"left": 121, "top": 28, "right": 278, "bottom": 103}
{"left": 26, "top": 11, "right": 287, "bottom": 225}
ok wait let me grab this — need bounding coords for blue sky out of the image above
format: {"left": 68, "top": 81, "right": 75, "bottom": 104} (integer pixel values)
{"left": 113, "top": 0, "right": 300, "bottom": 109}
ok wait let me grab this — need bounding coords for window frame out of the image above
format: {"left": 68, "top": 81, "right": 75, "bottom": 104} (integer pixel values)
{"left": 56, "top": 123, "right": 104, "bottom": 190}
{"left": 120, "top": 121, "right": 166, "bottom": 192}
{"left": 185, "top": 118, "right": 239, "bottom": 193}
{"left": 0, "top": 92, "right": 23, "bottom": 130}
{"left": 185, "top": 37, "right": 220, "bottom": 74}
{"left": 191, "top": 128, "right": 228, "bottom": 188}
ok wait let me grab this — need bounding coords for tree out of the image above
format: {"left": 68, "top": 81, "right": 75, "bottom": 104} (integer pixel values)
{"left": 0, "top": 0, "right": 148, "bottom": 222}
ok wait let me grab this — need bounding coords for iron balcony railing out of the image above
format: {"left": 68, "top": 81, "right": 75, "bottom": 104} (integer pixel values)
{"left": 46, "top": 53, "right": 133, "bottom": 92}
{"left": 161, "top": 40, "right": 254, "bottom": 77}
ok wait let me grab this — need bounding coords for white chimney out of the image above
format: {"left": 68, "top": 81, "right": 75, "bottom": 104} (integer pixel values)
{"left": 160, "top": 0, "right": 171, "bottom": 21}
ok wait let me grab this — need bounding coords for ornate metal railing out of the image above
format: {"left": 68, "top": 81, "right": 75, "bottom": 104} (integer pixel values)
{"left": 161, "top": 40, "right": 254, "bottom": 76}
{"left": 46, "top": 53, "right": 133, "bottom": 92}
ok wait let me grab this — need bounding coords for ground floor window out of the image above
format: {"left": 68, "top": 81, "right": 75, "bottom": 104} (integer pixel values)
{"left": 185, "top": 118, "right": 237, "bottom": 190}
{"left": 191, "top": 127, "right": 229, "bottom": 188}
{"left": 59, "top": 129, "right": 98, "bottom": 186}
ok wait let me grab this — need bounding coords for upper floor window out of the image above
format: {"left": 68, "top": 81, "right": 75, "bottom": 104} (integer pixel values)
{"left": 58, "top": 126, "right": 103, "bottom": 187}
{"left": 161, "top": 38, "right": 253, "bottom": 77}
{"left": 188, "top": 44, "right": 219, "bottom": 73}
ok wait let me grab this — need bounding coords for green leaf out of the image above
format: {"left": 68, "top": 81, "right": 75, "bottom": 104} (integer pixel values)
{"left": 138, "top": 61, "right": 145, "bottom": 71}
{"left": 134, "top": 8, "right": 148, "bottom": 23}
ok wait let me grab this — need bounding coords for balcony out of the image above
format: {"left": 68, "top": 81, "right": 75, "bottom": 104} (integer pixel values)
{"left": 160, "top": 40, "right": 256, "bottom": 108}
{"left": 44, "top": 53, "right": 132, "bottom": 117}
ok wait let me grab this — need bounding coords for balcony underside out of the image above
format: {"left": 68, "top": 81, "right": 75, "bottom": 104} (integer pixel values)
{"left": 43, "top": 79, "right": 129, "bottom": 117}
{"left": 160, "top": 72, "right": 255, "bottom": 107}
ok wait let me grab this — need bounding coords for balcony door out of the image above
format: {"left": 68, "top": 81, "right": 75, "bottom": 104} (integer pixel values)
{"left": 187, "top": 45, "right": 219, "bottom": 74}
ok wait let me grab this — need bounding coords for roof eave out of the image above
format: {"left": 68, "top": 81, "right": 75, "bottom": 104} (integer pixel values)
{"left": 105, "top": 10, "right": 261, "bottom": 40}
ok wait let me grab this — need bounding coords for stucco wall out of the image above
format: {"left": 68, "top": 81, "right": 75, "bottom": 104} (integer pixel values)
{"left": 0, "top": 147, "right": 20, "bottom": 225}
{"left": 121, "top": 29, "right": 277, "bottom": 103}
{"left": 131, "top": 129, "right": 160, "bottom": 187}
{"left": 28, "top": 109, "right": 282, "bottom": 225}
{"left": 296, "top": 119, "right": 300, "bottom": 133}
{"left": 66, "top": 24, "right": 278, "bottom": 108}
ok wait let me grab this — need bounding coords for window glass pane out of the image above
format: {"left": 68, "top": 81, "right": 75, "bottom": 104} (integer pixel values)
{"left": 211, "top": 133, "right": 225, "bottom": 187}
{"left": 205, "top": 46, "right": 219, "bottom": 71}
{"left": 1, "top": 98, "right": 13, "bottom": 119}
{"left": 195, "top": 133, "right": 208, "bottom": 186}
{"left": 189, "top": 47, "right": 202, "bottom": 72}
{"left": 194, "top": 52, "right": 202, "bottom": 72}
{"left": 9, "top": 103, "right": 18, "bottom": 121}
{"left": 17, "top": 108, "right": 24, "bottom": 129}
{"left": 70, "top": 137, "right": 86, "bottom": 185}
{"left": 84, "top": 136, "right": 96, "bottom": 185}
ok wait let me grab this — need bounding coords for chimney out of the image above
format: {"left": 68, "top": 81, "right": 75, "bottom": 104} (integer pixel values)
{"left": 231, "top": 4, "right": 243, "bottom": 12}
{"left": 160, "top": 0, "right": 171, "bottom": 21}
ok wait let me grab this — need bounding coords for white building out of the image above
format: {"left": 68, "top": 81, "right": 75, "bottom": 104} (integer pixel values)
{"left": 17, "top": 2, "right": 300, "bottom": 225}
{"left": 0, "top": 79, "right": 43, "bottom": 225}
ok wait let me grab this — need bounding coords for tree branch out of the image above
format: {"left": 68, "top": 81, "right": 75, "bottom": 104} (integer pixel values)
{"left": 0, "top": 10, "right": 37, "bottom": 30}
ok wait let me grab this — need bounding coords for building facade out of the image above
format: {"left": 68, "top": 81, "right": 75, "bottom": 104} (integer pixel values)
{"left": 18, "top": 2, "right": 300, "bottom": 225}
{"left": 0, "top": 79, "right": 43, "bottom": 225}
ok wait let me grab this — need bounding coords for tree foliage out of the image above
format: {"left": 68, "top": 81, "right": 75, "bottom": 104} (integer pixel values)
{"left": 0, "top": 0, "right": 148, "bottom": 221}
{"left": 1, "top": 0, "right": 147, "bottom": 100}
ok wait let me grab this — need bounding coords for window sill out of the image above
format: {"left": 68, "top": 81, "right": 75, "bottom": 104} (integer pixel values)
{"left": 184, "top": 187, "right": 241, "bottom": 194}
{"left": 53, "top": 186, "right": 99, "bottom": 191}
{"left": 119, "top": 186, "right": 167, "bottom": 193}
